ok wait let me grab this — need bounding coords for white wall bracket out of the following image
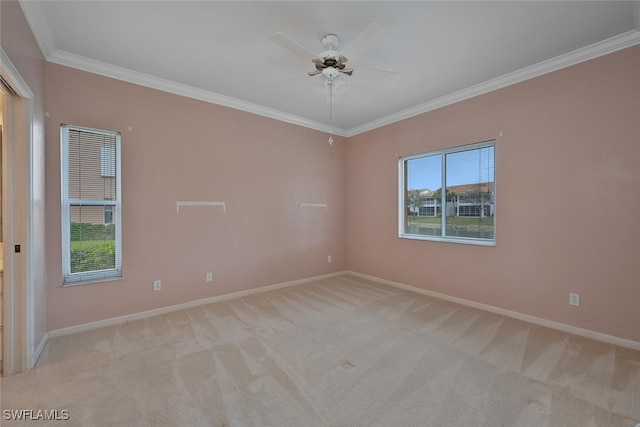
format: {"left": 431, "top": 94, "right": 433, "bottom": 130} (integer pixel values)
{"left": 176, "top": 201, "right": 226, "bottom": 213}
{"left": 300, "top": 203, "right": 328, "bottom": 211}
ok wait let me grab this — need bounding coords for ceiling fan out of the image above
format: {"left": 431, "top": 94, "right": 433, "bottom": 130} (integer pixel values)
{"left": 267, "top": 22, "right": 397, "bottom": 145}
{"left": 308, "top": 33, "right": 353, "bottom": 80}
{"left": 267, "top": 22, "right": 398, "bottom": 85}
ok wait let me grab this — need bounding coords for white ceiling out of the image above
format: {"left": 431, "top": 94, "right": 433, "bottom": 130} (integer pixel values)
{"left": 19, "top": 1, "right": 640, "bottom": 136}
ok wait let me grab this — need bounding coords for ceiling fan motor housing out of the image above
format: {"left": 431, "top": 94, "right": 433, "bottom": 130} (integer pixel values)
{"left": 307, "top": 32, "right": 359, "bottom": 78}
{"left": 319, "top": 34, "right": 343, "bottom": 62}
{"left": 319, "top": 50, "right": 342, "bottom": 62}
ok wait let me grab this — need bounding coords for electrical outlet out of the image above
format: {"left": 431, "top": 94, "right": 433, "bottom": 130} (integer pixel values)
{"left": 153, "top": 280, "right": 161, "bottom": 291}
{"left": 569, "top": 292, "right": 580, "bottom": 306}
{"left": 206, "top": 272, "right": 213, "bottom": 282}
{"left": 327, "top": 255, "right": 332, "bottom": 263}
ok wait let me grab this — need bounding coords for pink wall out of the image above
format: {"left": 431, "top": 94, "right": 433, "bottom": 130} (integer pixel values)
{"left": 347, "top": 45, "right": 640, "bottom": 342}
{"left": 1, "top": 0, "right": 48, "bottom": 352}
{"left": 45, "top": 64, "right": 346, "bottom": 330}
{"left": 12, "top": 7, "right": 640, "bottom": 344}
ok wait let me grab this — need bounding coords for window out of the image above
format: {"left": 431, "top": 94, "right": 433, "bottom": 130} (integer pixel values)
{"left": 61, "top": 125, "right": 122, "bottom": 285}
{"left": 399, "top": 141, "right": 495, "bottom": 245}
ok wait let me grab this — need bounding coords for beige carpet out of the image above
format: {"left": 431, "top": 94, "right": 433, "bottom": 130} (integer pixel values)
{"left": 1, "top": 275, "right": 639, "bottom": 426}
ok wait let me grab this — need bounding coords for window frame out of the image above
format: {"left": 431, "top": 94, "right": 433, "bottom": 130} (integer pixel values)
{"left": 61, "top": 124, "right": 122, "bottom": 285}
{"left": 398, "top": 140, "right": 496, "bottom": 246}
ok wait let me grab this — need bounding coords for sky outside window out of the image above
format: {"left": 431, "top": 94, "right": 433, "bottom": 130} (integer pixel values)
{"left": 407, "top": 146, "right": 494, "bottom": 191}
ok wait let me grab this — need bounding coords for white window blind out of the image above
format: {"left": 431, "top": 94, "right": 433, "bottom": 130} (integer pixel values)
{"left": 61, "top": 125, "right": 122, "bottom": 285}
{"left": 101, "top": 144, "right": 116, "bottom": 177}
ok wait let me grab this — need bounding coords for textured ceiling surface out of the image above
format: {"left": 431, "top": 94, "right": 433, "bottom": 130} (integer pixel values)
{"left": 20, "top": 1, "right": 640, "bottom": 134}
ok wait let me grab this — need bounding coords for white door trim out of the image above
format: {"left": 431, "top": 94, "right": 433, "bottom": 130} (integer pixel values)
{"left": 1, "top": 47, "right": 36, "bottom": 374}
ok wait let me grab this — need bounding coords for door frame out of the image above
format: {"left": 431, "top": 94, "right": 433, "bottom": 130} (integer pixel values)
{"left": 1, "top": 47, "right": 36, "bottom": 375}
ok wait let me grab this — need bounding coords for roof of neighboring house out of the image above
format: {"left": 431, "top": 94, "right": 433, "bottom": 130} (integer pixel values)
{"left": 420, "top": 182, "right": 494, "bottom": 197}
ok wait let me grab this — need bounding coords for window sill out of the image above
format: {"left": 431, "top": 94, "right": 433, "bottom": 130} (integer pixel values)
{"left": 399, "top": 234, "right": 496, "bottom": 247}
{"left": 63, "top": 275, "right": 122, "bottom": 287}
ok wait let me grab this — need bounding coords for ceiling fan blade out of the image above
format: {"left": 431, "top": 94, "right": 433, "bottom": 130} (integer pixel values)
{"left": 325, "top": 79, "right": 351, "bottom": 103}
{"left": 265, "top": 72, "right": 308, "bottom": 88}
{"left": 263, "top": 72, "right": 315, "bottom": 101}
{"left": 268, "top": 32, "right": 317, "bottom": 61}
{"left": 352, "top": 64, "right": 399, "bottom": 76}
{"left": 351, "top": 65, "right": 400, "bottom": 85}
{"left": 340, "top": 69, "right": 353, "bottom": 76}
{"left": 340, "top": 22, "right": 389, "bottom": 61}
{"left": 307, "top": 70, "right": 321, "bottom": 76}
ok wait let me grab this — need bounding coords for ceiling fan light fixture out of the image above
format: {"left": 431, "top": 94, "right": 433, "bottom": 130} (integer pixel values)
{"left": 322, "top": 67, "right": 339, "bottom": 80}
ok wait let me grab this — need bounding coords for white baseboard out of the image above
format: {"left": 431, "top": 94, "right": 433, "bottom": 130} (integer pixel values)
{"left": 347, "top": 271, "right": 640, "bottom": 352}
{"left": 47, "top": 269, "right": 640, "bottom": 352}
{"left": 31, "top": 332, "right": 49, "bottom": 369}
{"left": 48, "top": 271, "right": 347, "bottom": 339}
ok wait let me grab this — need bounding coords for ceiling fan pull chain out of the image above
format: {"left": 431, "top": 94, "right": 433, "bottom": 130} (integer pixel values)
{"left": 328, "top": 79, "right": 334, "bottom": 145}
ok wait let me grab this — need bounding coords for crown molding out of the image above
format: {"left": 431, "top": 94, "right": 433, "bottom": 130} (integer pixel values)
{"left": 18, "top": 0, "right": 56, "bottom": 58}
{"left": 16, "top": 0, "right": 640, "bottom": 138}
{"left": 346, "top": 29, "right": 640, "bottom": 137}
{"left": 1, "top": 48, "right": 34, "bottom": 98}
{"left": 47, "top": 50, "right": 348, "bottom": 138}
